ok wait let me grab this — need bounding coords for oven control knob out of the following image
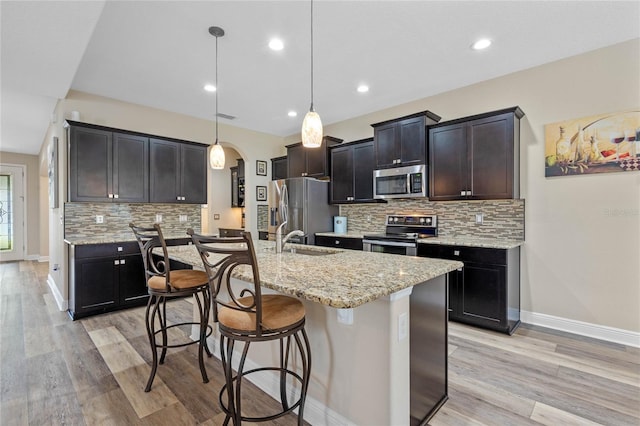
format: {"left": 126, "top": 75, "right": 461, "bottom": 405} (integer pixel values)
{"left": 419, "top": 217, "right": 425, "bottom": 223}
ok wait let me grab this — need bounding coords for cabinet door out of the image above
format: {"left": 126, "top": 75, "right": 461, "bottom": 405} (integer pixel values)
{"left": 468, "top": 113, "right": 514, "bottom": 199}
{"left": 180, "top": 143, "right": 207, "bottom": 204}
{"left": 287, "top": 144, "right": 306, "bottom": 178}
{"left": 76, "top": 257, "right": 119, "bottom": 312}
{"left": 69, "top": 127, "right": 113, "bottom": 202}
{"left": 230, "top": 167, "right": 239, "bottom": 207}
{"left": 149, "top": 138, "right": 180, "bottom": 202}
{"left": 352, "top": 141, "right": 375, "bottom": 201}
{"left": 113, "top": 133, "right": 149, "bottom": 202}
{"left": 428, "top": 123, "right": 468, "bottom": 200}
{"left": 398, "top": 116, "right": 426, "bottom": 166}
{"left": 459, "top": 262, "right": 506, "bottom": 328}
{"left": 330, "top": 146, "right": 354, "bottom": 203}
{"left": 374, "top": 122, "right": 397, "bottom": 168}
{"left": 118, "top": 254, "right": 147, "bottom": 306}
{"left": 305, "top": 139, "right": 327, "bottom": 178}
{"left": 271, "top": 156, "right": 288, "bottom": 180}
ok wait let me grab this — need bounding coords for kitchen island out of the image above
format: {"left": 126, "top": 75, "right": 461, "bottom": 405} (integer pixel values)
{"left": 165, "top": 240, "right": 462, "bottom": 425}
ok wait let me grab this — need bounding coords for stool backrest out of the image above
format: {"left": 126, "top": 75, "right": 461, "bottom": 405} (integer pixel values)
{"left": 187, "top": 229, "right": 264, "bottom": 334}
{"left": 130, "top": 222, "right": 172, "bottom": 292}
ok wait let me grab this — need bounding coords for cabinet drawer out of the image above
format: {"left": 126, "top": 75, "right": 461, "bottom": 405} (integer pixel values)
{"left": 315, "top": 235, "right": 363, "bottom": 250}
{"left": 419, "top": 244, "right": 506, "bottom": 265}
{"left": 75, "top": 241, "right": 140, "bottom": 259}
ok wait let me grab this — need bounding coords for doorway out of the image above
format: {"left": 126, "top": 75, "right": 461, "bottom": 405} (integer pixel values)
{"left": 0, "top": 164, "right": 25, "bottom": 262}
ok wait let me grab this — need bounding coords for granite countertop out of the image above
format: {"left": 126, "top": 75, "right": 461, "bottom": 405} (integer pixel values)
{"left": 164, "top": 240, "right": 462, "bottom": 309}
{"left": 316, "top": 231, "right": 523, "bottom": 249}
{"left": 64, "top": 233, "right": 202, "bottom": 246}
{"left": 418, "top": 237, "right": 524, "bottom": 249}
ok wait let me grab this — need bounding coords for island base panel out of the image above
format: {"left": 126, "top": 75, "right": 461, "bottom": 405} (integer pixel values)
{"left": 410, "top": 274, "right": 448, "bottom": 425}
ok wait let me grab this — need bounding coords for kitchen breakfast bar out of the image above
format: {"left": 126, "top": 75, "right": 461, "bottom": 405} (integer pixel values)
{"left": 165, "top": 240, "right": 462, "bottom": 425}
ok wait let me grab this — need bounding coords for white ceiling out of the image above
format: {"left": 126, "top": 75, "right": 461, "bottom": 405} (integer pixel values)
{"left": 2, "top": 1, "right": 639, "bottom": 155}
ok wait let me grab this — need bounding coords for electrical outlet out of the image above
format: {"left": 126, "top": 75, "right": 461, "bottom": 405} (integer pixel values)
{"left": 214, "top": 214, "right": 220, "bottom": 220}
{"left": 179, "top": 214, "right": 188, "bottom": 222}
{"left": 475, "top": 213, "right": 484, "bottom": 224}
{"left": 398, "top": 312, "right": 408, "bottom": 341}
{"left": 96, "top": 215, "right": 104, "bottom": 224}
{"left": 337, "top": 308, "right": 354, "bottom": 325}
{"left": 155, "top": 214, "right": 163, "bottom": 223}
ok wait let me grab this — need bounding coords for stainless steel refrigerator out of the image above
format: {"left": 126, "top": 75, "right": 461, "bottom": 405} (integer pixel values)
{"left": 268, "top": 177, "right": 339, "bottom": 245}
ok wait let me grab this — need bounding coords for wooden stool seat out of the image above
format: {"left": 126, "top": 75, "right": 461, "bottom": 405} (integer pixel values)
{"left": 219, "top": 294, "right": 306, "bottom": 333}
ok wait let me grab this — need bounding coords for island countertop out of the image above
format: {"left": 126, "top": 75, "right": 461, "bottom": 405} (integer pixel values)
{"left": 165, "top": 240, "right": 462, "bottom": 309}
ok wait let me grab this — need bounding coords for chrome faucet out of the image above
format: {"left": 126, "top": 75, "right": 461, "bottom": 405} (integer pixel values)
{"left": 275, "top": 222, "right": 304, "bottom": 253}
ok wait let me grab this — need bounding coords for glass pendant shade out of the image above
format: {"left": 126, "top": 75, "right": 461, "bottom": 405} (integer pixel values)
{"left": 210, "top": 142, "right": 225, "bottom": 169}
{"left": 301, "top": 110, "right": 323, "bottom": 148}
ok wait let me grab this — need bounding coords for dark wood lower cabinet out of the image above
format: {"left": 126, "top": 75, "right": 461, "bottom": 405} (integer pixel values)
{"left": 418, "top": 243, "right": 521, "bottom": 334}
{"left": 68, "top": 241, "right": 192, "bottom": 320}
{"left": 315, "top": 235, "right": 363, "bottom": 250}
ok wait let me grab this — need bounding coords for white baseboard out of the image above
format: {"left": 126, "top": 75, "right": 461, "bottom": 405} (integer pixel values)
{"left": 38, "top": 256, "right": 49, "bottom": 262}
{"left": 521, "top": 310, "right": 640, "bottom": 348}
{"left": 25, "top": 254, "right": 39, "bottom": 261}
{"left": 47, "top": 274, "right": 68, "bottom": 311}
{"left": 206, "top": 336, "right": 354, "bottom": 426}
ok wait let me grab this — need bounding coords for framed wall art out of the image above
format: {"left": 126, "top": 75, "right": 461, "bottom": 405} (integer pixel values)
{"left": 256, "top": 185, "right": 267, "bottom": 201}
{"left": 545, "top": 110, "right": 639, "bottom": 177}
{"left": 256, "top": 160, "right": 267, "bottom": 176}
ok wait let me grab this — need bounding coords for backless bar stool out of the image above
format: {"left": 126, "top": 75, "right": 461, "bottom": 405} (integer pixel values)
{"left": 130, "top": 222, "right": 213, "bottom": 392}
{"left": 187, "top": 229, "right": 311, "bottom": 425}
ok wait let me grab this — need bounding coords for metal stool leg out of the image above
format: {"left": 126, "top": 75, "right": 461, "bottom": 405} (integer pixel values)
{"left": 294, "top": 328, "right": 312, "bottom": 425}
{"left": 194, "top": 289, "right": 209, "bottom": 383}
{"left": 159, "top": 296, "right": 168, "bottom": 364}
{"left": 145, "top": 295, "right": 161, "bottom": 392}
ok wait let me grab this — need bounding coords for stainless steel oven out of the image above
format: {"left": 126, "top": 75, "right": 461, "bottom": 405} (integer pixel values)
{"left": 363, "top": 214, "right": 437, "bottom": 256}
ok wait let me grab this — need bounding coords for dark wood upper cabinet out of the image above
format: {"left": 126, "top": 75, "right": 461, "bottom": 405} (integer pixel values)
{"left": 271, "top": 156, "right": 288, "bottom": 180}
{"left": 428, "top": 107, "right": 524, "bottom": 201}
{"left": 230, "top": 159, "right": 245, "bottom": 207}
{"left": 371, "top": 111, "right": 441, "bottom": 169}
{"left": 149, "top": 138, "right": 207, "bottom": 204}
{"left": 286, "top": 136, "right": 343, "bottom": 178}
{"left": 68, "top": 124, "right": 148, "bottom": 203}
{"left": 67, "top": 120, "right": 207, "bottom": 204}
{"left": 329, "top": 139, "right": 377, "bottom": 204}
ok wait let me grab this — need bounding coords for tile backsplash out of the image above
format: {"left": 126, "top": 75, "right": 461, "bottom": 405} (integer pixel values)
{"left": 65, "top": 203, "right": 202, "bottom": 241}
{"left": 340, "top": 199, "right": 525, "bottom": 240}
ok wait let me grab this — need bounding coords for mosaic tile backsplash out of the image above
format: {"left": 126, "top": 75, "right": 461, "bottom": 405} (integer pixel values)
{"left": 65, "top": 203, "right": 202, "bottom": 241}
{"left": 340, "top": 199, "right": 525, "bottom": 240}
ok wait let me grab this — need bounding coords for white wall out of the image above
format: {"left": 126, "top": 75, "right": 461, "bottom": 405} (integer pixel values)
{"left": 290, "top": 39, "right": 640, "bottom": 334}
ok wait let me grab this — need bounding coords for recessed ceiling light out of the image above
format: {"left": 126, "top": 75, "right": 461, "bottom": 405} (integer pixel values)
{"left": 472, "top": 38, "right": 492, "bottom": 50}
{"left": 269, "top": 38, "right": 284, "bottom": 51}
{"left": 204, "top": 84, "right": 216, "bottom": 92}
{"left": 357, "top": 84, "right": 369, "bottom": 93}
{"left": 288, "top": 111, "right": 297, "bottom": 117}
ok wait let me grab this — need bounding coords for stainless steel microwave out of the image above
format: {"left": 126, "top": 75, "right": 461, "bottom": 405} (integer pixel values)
{"left": 373, "top": 164, "right": 427, "bottom": 199}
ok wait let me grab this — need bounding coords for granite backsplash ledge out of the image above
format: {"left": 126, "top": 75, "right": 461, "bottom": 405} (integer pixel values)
{"left": 65, "top": 202, "right": 202, "bottom": 242}
{"left": 340, "top": 199, "right": 524, "bottom": 240}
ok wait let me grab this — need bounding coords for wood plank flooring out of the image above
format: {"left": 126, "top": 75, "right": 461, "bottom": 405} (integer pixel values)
{"left": 1, "top": 260, "right": 638, "bottom": 425}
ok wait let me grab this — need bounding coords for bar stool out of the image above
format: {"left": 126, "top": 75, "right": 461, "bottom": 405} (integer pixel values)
{"left": 187, "top": 229, "right": 311, "bottom": 425}
{"left": 130, "top": 223, "right": 213, "bottom": 392}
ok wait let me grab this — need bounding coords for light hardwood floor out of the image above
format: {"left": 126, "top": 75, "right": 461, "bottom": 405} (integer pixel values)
{"left": 1, "top": 260, "right": 638, "bottom": 425}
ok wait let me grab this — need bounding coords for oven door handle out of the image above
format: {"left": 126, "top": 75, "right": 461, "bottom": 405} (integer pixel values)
{"left": 363, "top": 239, "right": 416, "bottom": 248}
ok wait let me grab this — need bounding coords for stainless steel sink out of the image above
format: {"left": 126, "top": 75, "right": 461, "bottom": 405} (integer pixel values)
{"left": 267, "top": 247, "right": 338, "bottom": 256}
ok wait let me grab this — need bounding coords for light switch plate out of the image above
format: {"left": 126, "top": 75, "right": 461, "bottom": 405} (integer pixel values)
{"left": 155, "top": 214, "right": 162, "bottom": 223}
{"left": 475, "top": 213, "right": 484, "bottom": 224}
{"left": 179, "top": 214, "right": 187, "bottom": 222}
{"left": 96, "top": 215, "right": 104, "bottom": 224}
{"left": 398, "top": 312, "right": 408, "bottom": 341}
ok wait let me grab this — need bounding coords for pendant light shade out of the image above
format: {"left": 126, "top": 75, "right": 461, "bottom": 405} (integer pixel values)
{"left": 301, "top": 110, "right": 323, "bottom": 147}
{"left": 301, "top": 0, "right": 323, "bottom": 148}
{"left": 209, "top": 25, "right": 225, "bottom": 169}
{"left": 210, "top": 143, "right": 225, "bottom": 169}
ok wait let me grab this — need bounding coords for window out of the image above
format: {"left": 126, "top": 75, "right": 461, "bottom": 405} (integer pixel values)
{"left": 0, "top": 174, "right": 13, "bottom": 251}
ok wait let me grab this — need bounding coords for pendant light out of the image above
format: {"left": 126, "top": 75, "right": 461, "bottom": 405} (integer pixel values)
{"left": 209, "top": 26, "right": 225, "bottom": 169}
{"left": 301, "top": 0, "right": 323, "bottom": 148}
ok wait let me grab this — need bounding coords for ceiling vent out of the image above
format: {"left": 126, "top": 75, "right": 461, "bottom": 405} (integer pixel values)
{"left": 217, "top": 112, "right": 236, "bottom": 120}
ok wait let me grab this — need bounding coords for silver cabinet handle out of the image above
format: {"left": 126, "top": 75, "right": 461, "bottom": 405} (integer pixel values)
{"left": 108, "top": 193, "right": 114, "bottom": 198}
{"left": 114, "top": 194, "right": 119, "bottom": 199}
{"left": 120, "top": 259, "right": 125, "bottom": 265}
{"left": 114, "top": 260, "right": 120, "bottom": 265}
{"left": 454, "top": 250, "right": 460, "bottom": 256}
{"left": 117, "top": 246, "right": 123, "bottom": 252}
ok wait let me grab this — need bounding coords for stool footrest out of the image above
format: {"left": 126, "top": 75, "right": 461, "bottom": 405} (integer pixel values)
{"left": 152, "top": 322, "right": 213, "bottom": 350}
